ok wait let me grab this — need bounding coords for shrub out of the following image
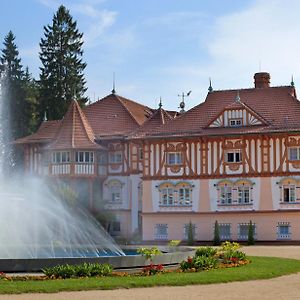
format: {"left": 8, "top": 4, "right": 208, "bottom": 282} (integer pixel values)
{"left": 137, "top": 246, "right": 162, "bottom": 261}
{"left": 180, "top": 257, "right": 194, "bottom": 271}
{"left": 42, "top": 263, "right": 113, "bottom": 279}
{"left": 247, "top": 220, "right": 255, "bottom": 245}
{"left": 220, "top": 241, "right": 247, "bottom": 264}
{"left": 195, "top": 246, "right": 217, "bottom": 258}
{"left": 193, "top": 256, "right": 219, "bottom": 271}
{"left": 213, "top": 220, "right": 221, "bottom": 246}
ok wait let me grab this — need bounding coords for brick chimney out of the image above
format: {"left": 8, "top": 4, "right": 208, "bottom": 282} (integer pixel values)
{"left": 254, "top": 72, "right": 270, "bottom": 88}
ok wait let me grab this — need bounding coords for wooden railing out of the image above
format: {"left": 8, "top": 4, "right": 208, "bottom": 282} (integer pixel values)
{"left": 49, "top": 163, "right": 107, "bottom": 176}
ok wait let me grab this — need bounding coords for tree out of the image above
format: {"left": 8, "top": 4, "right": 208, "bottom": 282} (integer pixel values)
{"left": 187, "top": 221, "right": 194, "bottom": 246}
{"left": 213, "top": 220, "right": 221, "bottom": 246}
{"left": 0, "top": 31, "right": 27, "bottom": 139}
{"left": 39, "top": 5, "right": 87, "bottom": 121}
{"left": 247, "top": 220, "right": 255, "bottom": 245}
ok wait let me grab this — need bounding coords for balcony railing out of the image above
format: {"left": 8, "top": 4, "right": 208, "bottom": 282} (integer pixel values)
{"left": 49, "top": 163, "right": 107, "bottom": 176}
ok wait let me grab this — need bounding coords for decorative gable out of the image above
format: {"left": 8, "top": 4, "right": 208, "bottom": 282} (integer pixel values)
{"left": 208, "top": 102, "right": 266, "bottom": 128}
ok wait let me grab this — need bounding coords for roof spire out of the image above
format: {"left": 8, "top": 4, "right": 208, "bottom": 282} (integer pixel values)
{"left": 235, "top": 90, "right": 241, "bottom": 102}
{"left": 111, "top": 72, "right": 116, "bottom": 94}
{"left": 291, "top": 75, "right": 295, "bottom": 87}
{"left": 43, "top": 111, "right": 48, "bottom": 122}
{"left": 208, "top": 77, "right": 213, "bottom": 93}
{"left": 158, "top": 97, "right": 162, "bottom": 109}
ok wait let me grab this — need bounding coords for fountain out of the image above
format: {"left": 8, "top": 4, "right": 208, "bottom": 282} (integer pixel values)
{"left": 0, "top": 72, "right": 194, "bottom": 272}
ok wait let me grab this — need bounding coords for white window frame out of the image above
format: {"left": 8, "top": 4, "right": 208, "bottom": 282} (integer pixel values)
{"left": 75, "top": 151, "right": 94, "bottom": 163}
{"left": 219, "top": 223, "right": 231, "bottom": 241}
{"left": 277, "top": 222, "right": 291, "bottom": 240}
{"left": 52, "top": 151, "right": 70, "bottom": 163}
{"left": 238, "top": 186, "right": 250, "bottom": 204}
{"left": 289, "top": 147, "right": 300, "bottom": 161}
{"left": 229, "top": 118, "right": 242, "bottom": 127}
{"left": 220, "top": 186, "right": 232, "bottom": 205}
{"left": 282, "top": 185, "right": 296, "bottom": 203}
{"left": 109, "top": 152, "right": 122, "bottom": 164}
{"left": 238, "top": 223, "right": 256, "bottom": 241}
{"left": 155, "top": 224, "right": 168, "bottom": 240}
{"left": 178, "top": 187, "right": 191, "bottom": 206}
{"left": 226, "top": 150, "right": 242, "bottom": 163}
{"left": 160, "top": 188, "right": 174, "bottom": 206}
{"left": 111, "top": 185, "right": 122, "bottom": 203}
{"left": 167, "top": 152, "right": 183, "bottom": 165}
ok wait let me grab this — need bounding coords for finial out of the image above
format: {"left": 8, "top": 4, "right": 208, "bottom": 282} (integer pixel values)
{"left": 208, "top": 77, "right": 213, "bottom": 93}
{"left": 291, "top": 75, "right": 295, "bottom": 87}
{"left": 178, "top": 91, "right": 191, "bottom": 113}
{"left": 158, "top": 97, "right": 162, "bottom": 109}
{"left": 235, "top": 90, "right": 241, "bottom": 102}
{"left": 111, "top": 72, "right": 116, "bottom": 94}
{"left": 43, "top": 111, "right": 48, "bottom": 122}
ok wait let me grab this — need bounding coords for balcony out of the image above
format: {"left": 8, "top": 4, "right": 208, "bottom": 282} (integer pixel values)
{"left": 49, "top": 163, "right": 107, "bottom": 177}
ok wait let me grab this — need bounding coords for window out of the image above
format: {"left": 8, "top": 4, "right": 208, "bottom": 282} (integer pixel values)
{"left": 52, "top": 151, "right": 70, "bottom": 163}
{"left": 75, "top": 151, "right": 94, "bottom": 163}
{"left": 282, "top": 185, "right": 296, "bottom": 203}
{"left": 112, "top": 221, "right": 121, "bottom": 232}
{"left": 155, "top": 224, "right": 168, "bottom": 240}
{"left": 109, "top": 152, "right": 122, "bottom": 163}
{"left": 289, "top": 147, "right": 300, "bottom": 161}
{"left": 159, "top": 183, "right": 192, "bottom": 207}
{"left": 161, "top": 188, "right": 174, "bottom": 205}
{"left": 238, "top": 223, "right": 256, "bottom": 241}
{"left": 226, "top": 150, "right": 242, "bottom": 163}
{"left": 178, "top": 188, "right": 190, "bottom": 205}
{"left": 138, "top": 148, "right": 143, "bottom": 160}
{"left": 111, "top": 186, "right": 122, "bottom": 203}
{"left": 183, "top": 223, "right": 196, "bottom": 240}
{"left": 219, "top": 224, "right": 231, "bottom": 240}
{"left": 238, "top": 186, "right": 250, "bottom": 204}
{"left": 167, "top": 152, "right": 183, "bottom": 165}
{"left": 277, "top": 223, "right": 291, "bottom": 239}
{"left": 229, "top": 118, "right": 242, "bottom": 127}
{"left": 220, "top": 186, "right": 232, "bottom": 205}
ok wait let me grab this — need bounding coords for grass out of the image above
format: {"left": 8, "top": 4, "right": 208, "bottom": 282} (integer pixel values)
{"left": 1, "top": 256, "right": 300, "bottom": 294}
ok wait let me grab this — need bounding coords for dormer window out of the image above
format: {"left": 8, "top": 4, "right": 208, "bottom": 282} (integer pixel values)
{"left": 229, "top": 118, "right": 242, "bottom": 127}
{"left": 226, "top": 150, "right": 242, "bottom": 163}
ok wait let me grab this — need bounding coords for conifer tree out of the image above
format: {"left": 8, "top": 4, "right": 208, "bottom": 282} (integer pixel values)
{"left": 187, "top": 221, "right": 194, "bottom": 246}
{"left": 213, "top": 220, "right": 221, "bottom": 246}
{"left": 39, "top": 5, "right": 87, "bottom": 121}
{"left": 247, "top": 220, "right": 255, "bottom": 245}
{"left": 0, "top": 31, "right": 29, "bottom": 139}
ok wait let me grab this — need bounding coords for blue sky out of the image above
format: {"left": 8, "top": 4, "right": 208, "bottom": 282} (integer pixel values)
{"left": 1, "top": 0, "right": 299, "bottom": 111}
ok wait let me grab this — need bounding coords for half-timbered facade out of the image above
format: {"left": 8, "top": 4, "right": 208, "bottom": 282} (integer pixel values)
{"left": 16, "top": 72, "right": 300, "bottom": 242}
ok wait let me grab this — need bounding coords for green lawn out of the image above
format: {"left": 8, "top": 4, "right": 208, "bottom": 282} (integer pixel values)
{"left": 1, "top": 256, "right": 300, "bottom": 294}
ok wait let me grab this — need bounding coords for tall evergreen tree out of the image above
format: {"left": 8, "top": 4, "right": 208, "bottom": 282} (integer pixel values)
{"left": 0, "top": 31, "right": 28, "bottom": 139}
{"left": 39, "top": 5, "right": 87, "bottom": 121}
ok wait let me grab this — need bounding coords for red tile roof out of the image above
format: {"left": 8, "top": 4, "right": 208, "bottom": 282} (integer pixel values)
{"left": 84, "top": 93, "right": 153, "bottom": 138}
{"left": 146, "top": 86, "right": 300, "bottom": 137}
{"left": 48, "top": 100, "right": 103, "bottom": 150}
{"left": 14, "top": 120, "right": 61, "bottom": 144}
{"left": 130, "top": 107, "right": 174, "bottom": 138}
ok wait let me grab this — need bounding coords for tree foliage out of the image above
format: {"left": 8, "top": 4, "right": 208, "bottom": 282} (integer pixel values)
{"left": 39, "top": 5, "right": 87, "bottom": 121}
{"left": 213, "top": 220, "right": 221, "bottom": 246}
{"left": 247, "top": 220, "right": 255, "bottom": 245}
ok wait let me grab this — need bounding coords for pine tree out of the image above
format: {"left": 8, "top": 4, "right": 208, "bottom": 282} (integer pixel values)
{"left": 187, "top": 221, "right": 194, "bottom": 246}
{"left": 0, "top": 31, "right": 33, "bottom": 139}
{"left": 247, "top": 220, "right": 255, "bottom": 245}
{"left": 39, "top": 5, "right": 87, "bottom": 121}
{"left": 213, "top": 220, "right": 221, "bottom": 246}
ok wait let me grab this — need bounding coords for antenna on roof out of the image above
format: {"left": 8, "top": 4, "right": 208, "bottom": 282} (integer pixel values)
{"left": 291, "top": 75, "right": 295, "bottom": 87}
{"left": 158, "top": 97, "right": 162, "bottom": 109}
{"left": 208, "top": 77, "right": 213, "bottom": 93}
{"left": 178, "top": 91, "right": 191, "bottom": 113}
{"left": 235, "top": 90, "right": 241, "bottom": 102}
{"left": 111, "top": 72, "right": 116, "bottom": 94}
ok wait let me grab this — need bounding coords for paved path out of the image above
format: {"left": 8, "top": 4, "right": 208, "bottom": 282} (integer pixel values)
{"left": 1, "top": 246, "right": 300, "bottom": 300}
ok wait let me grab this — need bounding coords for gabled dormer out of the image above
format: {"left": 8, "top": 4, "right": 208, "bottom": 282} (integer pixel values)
{"left": 207, "top": 93, "right": 267, "bottom": 128}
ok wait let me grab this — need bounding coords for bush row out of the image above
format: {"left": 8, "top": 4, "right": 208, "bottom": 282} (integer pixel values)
{"left": 42, "top": 262, "right": 113, "bottom": 279}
